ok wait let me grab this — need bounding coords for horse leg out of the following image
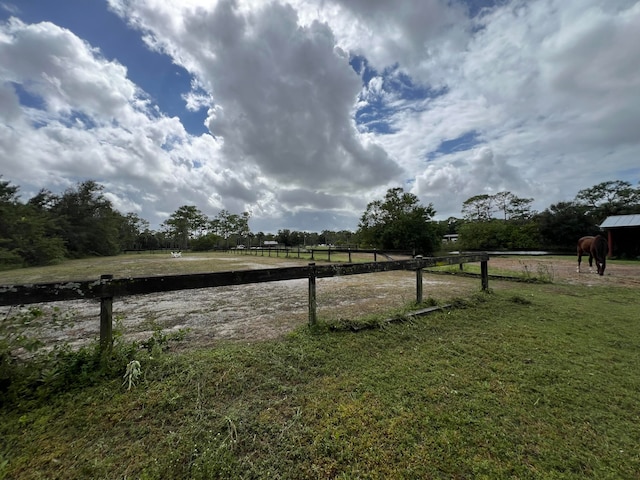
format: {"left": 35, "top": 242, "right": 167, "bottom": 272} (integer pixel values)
{"left": 588, "top": 254, "right": 594, "bottom": 273}
{"left": 596, "top": 258, "right": 605, "bottom": 276}
{"left": 577, "top": 251, "right": 582, "bottom": 273}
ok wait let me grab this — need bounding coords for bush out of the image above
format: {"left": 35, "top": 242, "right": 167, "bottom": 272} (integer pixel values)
{"left": 190, "top": 234, "right": 222, "bottom": 251}
{"left": 0, "top": 248, "right": 23, "bottom": 270}
{"left": 458, "top": 220, "right": 540, "bottom": 250}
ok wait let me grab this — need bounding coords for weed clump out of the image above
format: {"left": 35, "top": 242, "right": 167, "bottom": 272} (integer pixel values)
{"left": 519, "top": 260, "right": 556, "bottom": 283}
{"left": 0, "top": 307, "right": 187, "bottom": 408}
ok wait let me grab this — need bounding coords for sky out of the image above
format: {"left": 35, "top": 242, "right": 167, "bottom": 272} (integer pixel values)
{"left": 1, "top": 0, "right": 639, "bottom": 233}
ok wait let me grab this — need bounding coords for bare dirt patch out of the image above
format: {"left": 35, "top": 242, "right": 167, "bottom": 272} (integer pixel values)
{"left": 488, "top": 256, "right": 640, "bottom": 288}
{"left": 3, "top": 255, "right": 638, "bottom": 352}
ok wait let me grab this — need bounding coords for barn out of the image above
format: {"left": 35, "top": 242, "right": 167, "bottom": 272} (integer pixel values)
{"left": 600, "top": 214, "right": 640, "bottom": 259}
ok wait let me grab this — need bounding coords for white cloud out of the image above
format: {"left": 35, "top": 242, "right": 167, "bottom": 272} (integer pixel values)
{"left": 378, "top": 0, "right": 640, "bottom": 218}
{"left": 109, "top": 0, "right": 403, "bottom": 193}
{"left": 3, "top": 0, "right": 640, "bottom": 233}
{"left": 0, "top": 19, "right": 142, "bottom": 120}
{"left": 0, "top": 18, "right": 252, "bottom": 227}
{"left": 182, "top": 88, "right": 211, "bottom": 112}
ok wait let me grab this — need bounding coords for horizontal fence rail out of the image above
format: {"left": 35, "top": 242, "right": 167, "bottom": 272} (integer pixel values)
{"left": 1, "top": 254, "right": 489, "bottom": 353}
{"left": 233, "top": 246, "right": 414, "bottom": 262}
{"left": 0, "top": 254, "right": 488, "bottom": 305}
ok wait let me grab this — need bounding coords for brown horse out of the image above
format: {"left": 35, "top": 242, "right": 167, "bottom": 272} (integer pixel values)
{"left": 577, "top": 235, "right": 607, "bottom": 276}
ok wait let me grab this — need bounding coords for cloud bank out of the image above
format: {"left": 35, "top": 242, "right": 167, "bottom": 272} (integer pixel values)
{"left": 1, "top": 0, "right": 639, "bottom": 232}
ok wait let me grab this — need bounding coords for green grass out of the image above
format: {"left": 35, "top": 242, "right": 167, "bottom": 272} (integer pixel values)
{"left": 429, "top": 260, "right": 558, "bottom": 282}
{"left": 2, "top": 281, "right": 639, "bottom": 479}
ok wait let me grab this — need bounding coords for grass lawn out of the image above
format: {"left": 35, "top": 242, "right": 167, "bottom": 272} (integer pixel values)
{"left": 1, "top": 280, "right": 639, "bottom": 479}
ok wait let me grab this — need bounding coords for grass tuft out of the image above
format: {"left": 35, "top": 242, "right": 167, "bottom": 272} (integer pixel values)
{"left": 509, "top": 294, "right": 533, "bottom": 305}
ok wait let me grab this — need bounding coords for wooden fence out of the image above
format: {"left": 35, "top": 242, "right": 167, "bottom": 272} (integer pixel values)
{"left": 0, "top": 254, "right": 489, "bottom": 353}
{"left": 234, "top": 246, "right": 413, "bottom": 262}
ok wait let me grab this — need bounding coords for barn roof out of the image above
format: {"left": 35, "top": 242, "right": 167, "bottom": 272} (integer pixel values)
{"left": 600, "top": 214, "right": 640, "bottom": 228}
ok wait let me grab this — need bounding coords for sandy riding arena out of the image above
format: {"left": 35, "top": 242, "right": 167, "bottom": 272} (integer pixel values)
{"left": 2, "top": 254, "right": 639, "bottom": 351}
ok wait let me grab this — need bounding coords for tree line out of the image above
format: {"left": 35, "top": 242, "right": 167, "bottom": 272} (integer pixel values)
{"left": 1, "top": 176, "right": 639, "bottom": 270}
{"left": 454, "top": 180, "right": 640, "bottom": 253}
{"left": 0, "top": 177, "right": 373, "bottom": 269}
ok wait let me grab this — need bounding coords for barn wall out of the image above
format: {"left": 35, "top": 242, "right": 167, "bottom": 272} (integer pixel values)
{"left": 608, "top": 227, "right": 640, "bottom": 259}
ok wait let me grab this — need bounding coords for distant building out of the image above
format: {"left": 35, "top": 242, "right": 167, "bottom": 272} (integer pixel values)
{"left": 600, "top": 214, "right": 640, "bottom": 259}
{"left": 443, "top": 234, "right": 459, "bottom": 243}
{"left": 262, "top": 240, "right": 280, "bottom": 248}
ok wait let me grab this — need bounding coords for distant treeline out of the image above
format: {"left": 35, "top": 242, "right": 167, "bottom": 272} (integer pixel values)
{"left": 1, "top": 177, "right": 639, "bottom": 270}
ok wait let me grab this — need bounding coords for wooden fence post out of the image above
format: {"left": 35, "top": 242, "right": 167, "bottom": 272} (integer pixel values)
{"left": 99, "top": 274, "right": 114, "bottom": 355}
{"left": 481, "top": 260, "right": 489, "bottom": 291}
{"left": 415, "top": 255, "right": 423, "bottom": 304}
{"left": 308, "top": 263, "right": 317, "bottom": 326}
{"left": 348, "top": 248, "right": 352, "bottom": 263}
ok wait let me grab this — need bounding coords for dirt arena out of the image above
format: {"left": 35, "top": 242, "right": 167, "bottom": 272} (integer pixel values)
{"left": 3, "top": 256, "right": 639, "bottom": 352}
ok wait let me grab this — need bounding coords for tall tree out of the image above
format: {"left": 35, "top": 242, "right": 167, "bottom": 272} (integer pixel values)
{"left": 163, "top": 205, "right": 209, "bottom": 249}
{"left": 0, "top": 178, "right": 20, "bottom": 240}
{"left": 574, "top": 180, "right": 640, "bottom": 222}
{"left": 462, "top": 194, "right": 494, "bottom": 221}
{"left": 493, "top": 191, "right": 513, "bottom": 221}
{"left": 491, "top": 191, "right": 534, "bottom": 221}
{"left": 276, "top": 229, "right": 292, "bottom": 246}
{"left": 119, "top": 213, "right": 149, "bottom": 251}
{"left": 459, "top": 191, "right": 539, "bottom": 250}
{"left": 210, "top": 210, "right": 251, "bottom": 248}
{"left": 358, "top": 187, "right": 439, "bottom": 254}
{"left": 11, "top": 204, "right": 67, "bottom": 266}
{"left": 49, "top": 181, "right": 122, "bottom": 257}
{"left": 0, "top": 178, "right": 25, "bottom": 268}
{"left": 536, "top": 201, "right": 596, "bottom": 251}
{"left": 507, "top": 196, "right": 535, "bottom": 221}
{"left": 321, "top": 230, "right": 337, "bottom": 246}
{"left": 0, "top": 180, "right": 67, "bottom": 267}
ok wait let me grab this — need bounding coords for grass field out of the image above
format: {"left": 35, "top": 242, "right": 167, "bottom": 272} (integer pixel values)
{"left": 0, "top": 250, "right": 386, "bottom": 284}
{"left": 2, "top": 259, "right": 639, "bottom": 479}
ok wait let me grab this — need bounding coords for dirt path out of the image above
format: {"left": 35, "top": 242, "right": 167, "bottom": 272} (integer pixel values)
{"left": 3, "top": 256, "right": 638, "bottom": 352}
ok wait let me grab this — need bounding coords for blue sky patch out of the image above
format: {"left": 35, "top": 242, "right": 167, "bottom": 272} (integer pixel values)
{"left": 11, "top": 82, "right": 45, "bottom": 110}
{"left": 63, "top": 110, "right": 98, "bottom": 130}
{"left": 1, "top": 0, "right": 208, "bottom": 135}
{"left": 351, "top": 56, "right": 447, "bottom": 135}
{"left": 430, "top": 130, "right": 482, "bottom": 158}
{"left": 464, "top": 0, "right": 504, "bottom": 18}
